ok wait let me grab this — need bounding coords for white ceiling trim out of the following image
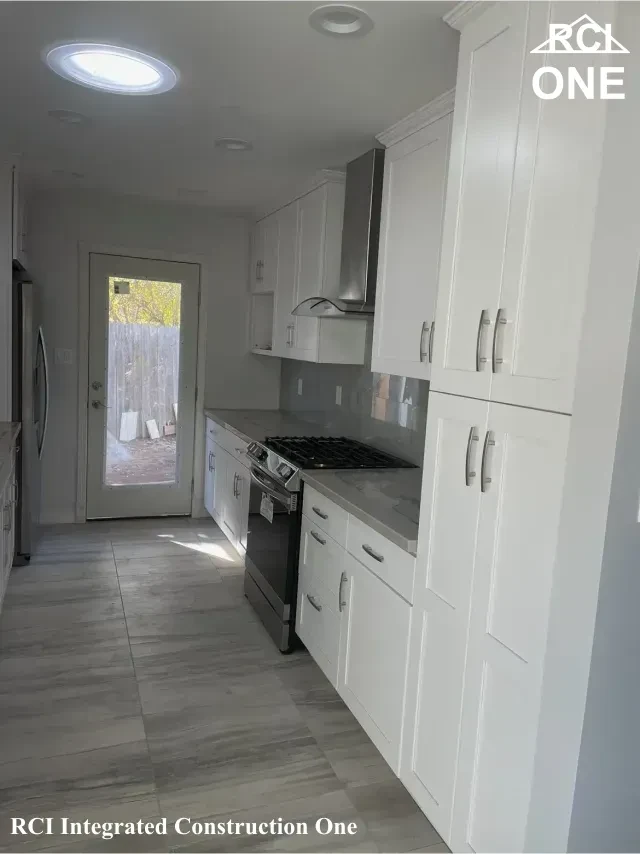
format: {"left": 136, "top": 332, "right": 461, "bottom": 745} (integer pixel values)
{"left": 376, "top": 88, "right": 456, "bottom": 148}
{"left": 443, "top": 1, "right": 493, "bottom": 32}
{"left": 256, "top": 168, "right": 346, "bottom": 221}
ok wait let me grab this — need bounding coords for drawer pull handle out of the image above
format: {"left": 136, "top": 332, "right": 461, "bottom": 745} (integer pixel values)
{"left": 306, "top": 594, "right": 322, "bottom": 612}
{"left": 310, "top": 530, "right": 326, "bottom": 546}
{"left": 312, "top": 506, "right": 328, "bottom": 520}
{"left": 338, "top": 571, "right": 347, "bottom": 612}
{"left": 362, "top": 544, "right": 384, "bottom": 563}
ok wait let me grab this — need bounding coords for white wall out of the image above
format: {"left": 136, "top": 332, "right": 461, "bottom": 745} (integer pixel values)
{"left": 27, "top": 188, "right": 280, "bottom": 524}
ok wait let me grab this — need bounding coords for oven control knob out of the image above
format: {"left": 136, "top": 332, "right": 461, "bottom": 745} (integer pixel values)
{"left": 278, "top": 464, "right": 292, "bottom": 479}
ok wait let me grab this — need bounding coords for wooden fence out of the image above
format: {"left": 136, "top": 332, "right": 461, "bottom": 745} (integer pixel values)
{"left": 107, "top": 323, "right": 180, "bottom": 440}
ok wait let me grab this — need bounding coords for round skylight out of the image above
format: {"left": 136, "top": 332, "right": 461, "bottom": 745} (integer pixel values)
{"left": 44, "top": 43, "right": 178, "bottom": 95}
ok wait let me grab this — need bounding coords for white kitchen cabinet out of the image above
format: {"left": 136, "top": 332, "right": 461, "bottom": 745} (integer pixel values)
{"left": 432, "top": 2, "right": 606, "bottom": 414}
{"left": 204, "top": 433, "right": 216, "bottom": 518}
{"left": 272, "top": 201, "right": 299, "bottom": 357}
{"left": 255, "top": 176, "right": 368, "bottom": 365}
{"left": 372, "top": 104, "right": 453, "bottom": 380}
{"left": 296, "top": 514, "right": 347, "bottom": 687}
{"left": 212, "top": 442, "right": 229, "bottom": 529}
{"left": 401, "top": 391, "right": 488, "bottom": 840}
{"left": 450, "top": 403, "right": 570, "bottom": 853}
{"left": 402, "top": 391, "right": 570, "bottom": 850}
{"left": 225, "top": 454, "right": 250, "bottom": 554}
{"left": 11, "top": 162, "right": 26, "bottom": 268}
{"left": 338, "top": 549, "right": 412, "bottom": 773}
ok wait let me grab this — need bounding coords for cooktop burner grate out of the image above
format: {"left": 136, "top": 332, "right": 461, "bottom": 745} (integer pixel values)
{"left": 262, "top": 436, "right": 415, "bottom": 470}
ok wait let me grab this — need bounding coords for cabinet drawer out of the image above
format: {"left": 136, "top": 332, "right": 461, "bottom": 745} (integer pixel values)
{"left": 302, "top": 485, "right": 348, "bottom": 547}
{"left": 346, "top": 515, "right": 415, "bottom": 603}
{"left": 296, "top": 569, "right": 341, "bottom": 687}
{"left": 300, "top": 515, "right": 345, "bottom": 614}
{"left": 206, "top": 419, "right": 249, "bottom": 468}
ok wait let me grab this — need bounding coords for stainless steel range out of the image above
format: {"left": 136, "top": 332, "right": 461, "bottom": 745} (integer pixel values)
{"left": 243, "top": 436, "right": 415, "bottom": 652}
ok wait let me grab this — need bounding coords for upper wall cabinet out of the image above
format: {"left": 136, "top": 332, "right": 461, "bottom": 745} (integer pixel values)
{"left": 253, "top": 175, "right": 368, "bottom": 365}
{"left": 371, "top": 94, "right": 454, "bottom": 381}
{"left": 431, "top": 1, "right": 608, "bottom": 414}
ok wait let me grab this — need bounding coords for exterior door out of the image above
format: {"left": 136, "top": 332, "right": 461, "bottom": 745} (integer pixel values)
{"left": 451, "top": 404, "right": 570, "bottom": 853}
{"left": 86, "top": 253, "right": 199, "bottom": 519}
{"left": 401, "top": 390, "right": 488, "bottom": 840}
{"left": 430, "top": 2, "right": 529, "bottom": 401}
{"left": 372, "top": 113, "right": 452, "bottom": 380}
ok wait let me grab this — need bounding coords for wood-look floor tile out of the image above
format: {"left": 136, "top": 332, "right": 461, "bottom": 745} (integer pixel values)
{"left": 0, "top": 742, "right": 158, "bottom": 850}
{"left": 346, "top": 781, "right": 442, "bottom": 853}
{"left": 8, "top": 559, "right": 117, "bottom": 584}
{"left": 166, "top": 790, "right": 374, "bottom": 853}
{"left": 115, "top": 553, "right": 221, "bottom": 576}
{"left": 0, "top": 596, "right": 125, "bottom": 632}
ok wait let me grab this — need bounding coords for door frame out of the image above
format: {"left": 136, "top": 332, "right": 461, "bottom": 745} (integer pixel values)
{"left": 75, "top": 242, "right": 208, "bottom": 522}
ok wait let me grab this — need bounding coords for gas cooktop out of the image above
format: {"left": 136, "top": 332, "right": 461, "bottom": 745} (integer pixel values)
{"left": 262, "top": 436, "right": 415, "bottom": 470}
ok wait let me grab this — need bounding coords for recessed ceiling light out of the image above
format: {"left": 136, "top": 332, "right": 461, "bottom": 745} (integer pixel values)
{"left": 309, "top": 4, "right": 374, "bottom": 37}
{"left": 215, "top": 138, "right": 253, "bottom": 152}
{"left": 48, "top": 109, "right": 91, "bottom": 126}
{"left": 44, "top": 43, "right": 178, "bottom": 95}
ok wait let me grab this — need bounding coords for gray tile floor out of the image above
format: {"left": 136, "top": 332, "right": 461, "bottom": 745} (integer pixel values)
{"left": 0, "top": 518, "right": 448, "bottom": 854}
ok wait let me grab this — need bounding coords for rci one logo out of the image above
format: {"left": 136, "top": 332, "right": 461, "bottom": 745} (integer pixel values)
{"left": 530, "top": 14, "right": 628, "bottom": 101}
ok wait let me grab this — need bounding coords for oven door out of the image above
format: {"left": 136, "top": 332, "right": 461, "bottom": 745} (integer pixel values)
{"left": 245, "top": 466, "right": 301, "bottom": 617}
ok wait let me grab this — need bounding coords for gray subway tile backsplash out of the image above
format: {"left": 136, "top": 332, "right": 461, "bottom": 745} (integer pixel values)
{"left": 279, "top": 360, "right": 429, "bottom": 467}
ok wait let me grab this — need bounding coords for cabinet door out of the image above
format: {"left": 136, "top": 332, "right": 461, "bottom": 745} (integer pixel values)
{"left": 372, "top": 114, "right": 452, "bottom": 380}
{"left": 490, "top": 3, "right": 605, "bottom": 414}
{"left": 233, "top": 460, "right": 251, "bottom": 554}
{"left": 204, "top": 435, "right": 215, "bottom": 518}
{"left": 251, "top": 220, "right": 265, "bottom": 292}
{"left": 451, "top": 404, "right": 570, "bottom": 853}
{"left": 289, "top": 188, "right": 323, "bottom": 360}
{"left": 259, "top": 214, "right": 279, "bottom": 294}
{"left": 213, "top": 443, "right": 229, "bottom": 530}
{"left": 401, "top": 391, "right": 488, "bottom": 840}
{"left": 338, "top": 551, "right": 412, "bottom": 773}
{"left": 431, "top": 2, "right": 530, "bottom": 401}
{"left": 273, "top": 202, "right": 299, "bottom": 358}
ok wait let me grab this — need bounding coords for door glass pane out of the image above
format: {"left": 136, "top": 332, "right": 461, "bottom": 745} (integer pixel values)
{"left": 105, "top": 277, "right": 181, "bottom": 486}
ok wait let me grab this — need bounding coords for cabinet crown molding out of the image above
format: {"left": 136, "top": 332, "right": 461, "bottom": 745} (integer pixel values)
{"left": 376, "top": 89, "right": 456, "bottom": 148}
{"left": 256, "top": 168, "right": 346, "bottom": 222}
{"left": 443, "top": 1, "right": 493, "bottom": 31}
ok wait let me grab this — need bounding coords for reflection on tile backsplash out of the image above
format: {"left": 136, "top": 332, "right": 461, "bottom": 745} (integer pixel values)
{"left": 279, "top": 361, "right": 429, "bottom": 467}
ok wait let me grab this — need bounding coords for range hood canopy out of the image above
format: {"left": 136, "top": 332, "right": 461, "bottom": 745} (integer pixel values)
{"left": 292, "top": 148, "right": 385, "bottom": 319}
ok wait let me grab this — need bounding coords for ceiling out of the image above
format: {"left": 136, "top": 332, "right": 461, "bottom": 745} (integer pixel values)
{"left": 0, "top": 1, "right": 459, "bottom": 215}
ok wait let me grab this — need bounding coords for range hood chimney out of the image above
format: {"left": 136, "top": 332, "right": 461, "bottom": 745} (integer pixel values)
{"left": 292, "top": 148, "right": 385, "bottom": 319}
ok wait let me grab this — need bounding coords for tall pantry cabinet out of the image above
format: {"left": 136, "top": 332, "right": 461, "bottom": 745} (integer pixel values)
{"left": 402, "top": 2, "right": 610, "bottom": 851}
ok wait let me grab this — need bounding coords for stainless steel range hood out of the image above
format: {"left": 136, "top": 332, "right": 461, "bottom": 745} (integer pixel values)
{"left": 293, "top": 148, "right": 385, "bottom": 319}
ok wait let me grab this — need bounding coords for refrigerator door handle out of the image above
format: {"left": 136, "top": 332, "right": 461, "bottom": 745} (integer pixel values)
{"left": 37, "top": 325, "right": 50, "bottom": 459}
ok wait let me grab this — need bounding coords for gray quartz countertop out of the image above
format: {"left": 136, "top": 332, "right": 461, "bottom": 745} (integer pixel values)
{"left": 204, "top": 408, "right": 422, "bottom": 556}
{"left": 204, "top": 408, "right": 333, "bottom": 444}
{"left": 301, "top": 468, "right": 422, "bottom": 556}
{"left": 0, "top": 423, "right": 21, "bottom": 481}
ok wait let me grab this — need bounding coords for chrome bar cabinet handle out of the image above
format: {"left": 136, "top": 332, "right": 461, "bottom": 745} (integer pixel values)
{"left": 492, "top": 308, "right": 507, "bottom": 373}
{"left": 306, "top": 594, "right": 322, "bottom": 612}
{"left": 312, "top": 506, "right": 328, "bottom": 520}
{"left": 465, "top": 426, "right": 479, "bottom": 487}
{"left": 362, "top": 544, "right": 384, "bottom": 563}
{"left": 310, "top": 530, "right": 326, "bottom": 546}
{"left": 428, "top": 321, "right": 435, "bottom": 364}
{"left": 476, "top": 309, "right": 491, "bottom": 371}
{"left": 338, "top": 571, "right": 347, "bottom": 612}
{"left": 419, "top": 321, "right": 429, "bottom": 363}
{"left": 480, "top": 430, "right": 496, "bottom": 493}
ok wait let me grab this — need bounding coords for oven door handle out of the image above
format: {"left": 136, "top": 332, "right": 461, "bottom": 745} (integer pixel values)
{"left": 250, "top": 469, "right": 293, "bottom": 510}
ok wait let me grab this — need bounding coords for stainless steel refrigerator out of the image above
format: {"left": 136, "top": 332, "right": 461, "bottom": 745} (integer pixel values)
{"left": 12, "top": 267, "right": 49, "bottom": 562}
